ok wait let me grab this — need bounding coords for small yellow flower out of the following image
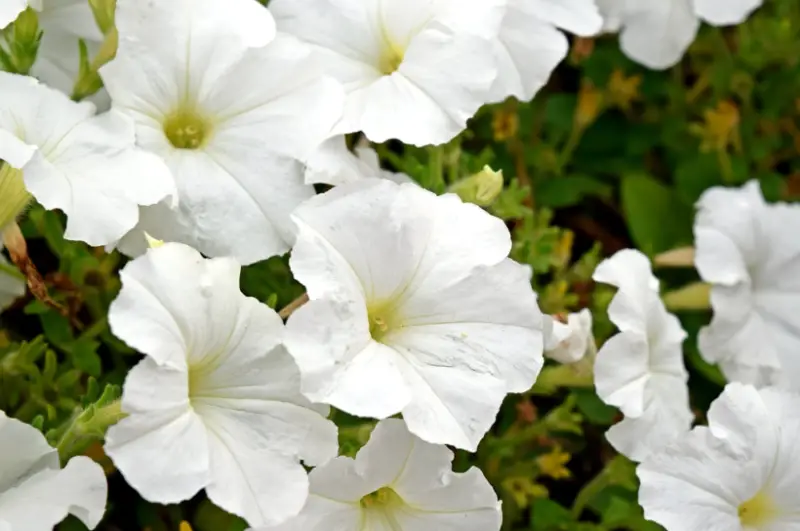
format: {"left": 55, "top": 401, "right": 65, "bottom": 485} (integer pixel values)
{"left": 178, "top": 522, "right": 193, "bottom": 531}
{"left": 607, "top": 69, "right": 642, "bottom": 112}
{"left": 492, "top": 107, "right": 519, "bottom": 142}
{"left": 502, "top": 477, "right": 549, "bottom": 509}
{"left": 575, "top": 82, "right": 603, "bottom": 129}
{"left": 690, "top": 100, "right": 741, "bottom": 153}
{"left": 536, "top": 446, "right": 573, "bottom": 480}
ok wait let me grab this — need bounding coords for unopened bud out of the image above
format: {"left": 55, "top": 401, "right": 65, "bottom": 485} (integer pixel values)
{"left": 449, "top": 166, "right": 504, "bottom": 207}
{"left": 88, "top": 0, "right": 116, "bottom": 35}
{"left": 10, "top": 8, "right": 40, "bottom": 74}
{"left": 0, "top": 164, "right": 32, "bottom": 231}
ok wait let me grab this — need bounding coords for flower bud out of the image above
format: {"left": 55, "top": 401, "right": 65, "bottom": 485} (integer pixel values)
{"left": 448, "top": 165, "right": 504, "bottom": 207}
{"left": 0, "top": 164, "right": 32, "bottom": 231}
{"left": 10, "top": 8, "right": 40, "bottom": 74}
{"left": 88, "top": 0, "right": 117, "bottom": 35}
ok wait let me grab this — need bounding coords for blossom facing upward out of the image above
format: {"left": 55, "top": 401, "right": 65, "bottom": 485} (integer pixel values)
{"left": 101, "top": 0, "right": 344, "bottom": 264}
{"left": 599, "top": 0, "right": 764, "bottom": 69}
{"left": 252, "top": 419, "right": 502, "bottom": 531}
{"left": 104, "top": 243, "right": 338, "bottom": 527}
{"left": 638, "top": 383, "right": 800, "bottom": 531}
{"left": 0, "top": 72, "right": 174, "bottom": 247}
{"left": 695, "top": 181, "right": 800, "bottom": 389}
{"left": 285, "top": 179, "right": 544, "bottom": 451}
{"left": 489, "top": 0, "right": 602, "bottom": 103}
{"left": 271, "top": 0, "right": 506, "bottom": 146}
{"left": 0, "top": 411, "right": 107, "bottom": 530}
{"left": 592, "top": 249, "right": 693, "bottom": 462}
{"left": 543, "top": 309, "right": 595, "bottom": 364}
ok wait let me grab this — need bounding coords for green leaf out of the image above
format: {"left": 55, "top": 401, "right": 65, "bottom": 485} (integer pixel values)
{"left": 621, "top": 174, "right": 694, "bottom": 256}
{"left": 574, "top": 389, "right": 618, "bottom": 425}
{"left": 530, "top": 498, "right": 572, "bottom": 531}
{"left": 71, "top": 339, "right": 102, "bottom": 377}
{"left": 536, "top": 175, "right": 612, "bottom": 208}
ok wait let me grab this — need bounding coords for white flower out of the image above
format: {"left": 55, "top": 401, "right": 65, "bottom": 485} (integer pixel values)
{"left": 0, "top": 251, "right": 24, "bottom": 311}
{"left": 100, "top": 0, "right": 344, "bottom": 265}
{"left": 285, "top": 179, "right": 544, "bottom": 451}
{"left": 0, "top": 411, "right": 107, "bottom": 530}
{"left": 695, "top": 181, "right": 800, "bottom": 389}
{"left": 270, "top": 0, "right": 506, "bottom": 147}
{"left": 638, "top": 383, "right": 800, "bottom": 531}
{"left": 600, "top": 0, "right": 764, "bottom": 69}
{"left": 304, "top": 136, "right": 413, "bottom": 186}
{"left": 252, "top": 419, "right": 502, "bottom": 531}
{"left": 489, "top": 0, "right": 602, "bottom": 103}
{"left": 0, "top": 72, "right": 174, "bottom": 247}
{"left": 592, "top": 249, "right": 693, "bottom": 461}
{"left": 32, "top": 0, "right": 110, "bottom": 109}
{"left": 543, "top": 309, "right": 594, "bottom": 364}
{"left": 104, "top": 243, "right": 338, "bottom": 528}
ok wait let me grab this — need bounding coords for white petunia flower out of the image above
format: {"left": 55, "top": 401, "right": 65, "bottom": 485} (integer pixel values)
{"left": 0, "top": 72, "right": 174, "bottom": 247}
{"left": 489, "top": 0, "right": 602, "bottom": 103}
{"left": 592, "top": 249, "right": 693, "bottom": 462}
{"left": 599, "top": 0, "right": 764, "bottom": 69}
{"left": 285, "top": 179, "right": 544, "bottom": 451}
{"left": 0, "top": 411, "right": 107, "bottom": 530}
{"left": 695, "top": 181, "right": 800, "bottom": 389}
{"left": 100, "top": 0, "right": 344, "bottom": 265}
{"left": 638, "top": 383, "right": 800, "bottom": 531}
{"left": 104, "top": 243, "right": 338, "bottom": 528}
{"left": 270, "top": 0, "right": 506, "bottom": 147}
{"left": 543, "top": 309, "right": 595, "bottom": 364}
{"left": 252, "top": 419, "right": 502, "bottom": 531}
{"left": 0, "top": 250, "right": 25, "bottom": 311}
{"left": 304, "top": 136, "right": 412, "bottom": 186}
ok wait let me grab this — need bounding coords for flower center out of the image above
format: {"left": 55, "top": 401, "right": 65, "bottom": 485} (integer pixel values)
{"left": 360, "top": 487, "right": 403, "bottom": 509}
{"left": 378, "top": 42, "right": 405, "bottom": 75}
{"left": 163, "top": 108, "right": 212, "bottom": 150}
{"left": 367, "top": 300, "right": 402, "bottom": 342}
{"left": 738, "top": 491, "right": 778, "bottom": 528}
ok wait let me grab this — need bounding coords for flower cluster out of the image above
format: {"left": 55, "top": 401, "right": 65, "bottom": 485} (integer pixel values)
{"left": 0, "top": 0, "right": 784, "bottom": 531}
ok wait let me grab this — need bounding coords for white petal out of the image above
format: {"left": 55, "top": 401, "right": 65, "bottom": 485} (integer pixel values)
{"left": 0, "top": 411, "right": 59, "bottom": 490}
{"left": 593, "top": 249, "right": 660, "bottom": 332}
{"left": 25, "top": 111, "right": 174, "bottom": 246}
{"left": 347, "top": 27, "right": 497, "bottom": 145}
{"left": 0, "top": 456, "right": 107, "bottom": 530}
{"left": 618, "top": 0, "right": 700, "bottom": 70}
{"left": 304, "top": 136, "right": 412, "bottom": 186}
{"left": 0, "top": 0, "right": 27, "bottom": 29}
{"left": 104, "top": 358, "right": 209, "bottom": 504}
{"left": 544, "top": 309, "right": 593, "bottom": 364}
{"left": 490, "top": 9, "right": 568, "bottom": 103}
{"left": 593, "top": 332, "right": 650, "bottom": 417}
{"left": 523, "top": 0, "right": 603, "bottom": 36}
{"left": 694, "top": 0, "right": 763, "bottom": 26}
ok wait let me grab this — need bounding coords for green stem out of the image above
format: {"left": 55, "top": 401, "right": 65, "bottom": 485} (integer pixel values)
{"left": 428, "top": 145, "right": 445, "bottom": 192}
{"left": 56, "top": 399, "right": 123, "bottom": 463}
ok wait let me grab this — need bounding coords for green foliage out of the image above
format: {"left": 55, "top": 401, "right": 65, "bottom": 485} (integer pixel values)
{"left": 1, "top": 1, "right": 799, "bottom": 530}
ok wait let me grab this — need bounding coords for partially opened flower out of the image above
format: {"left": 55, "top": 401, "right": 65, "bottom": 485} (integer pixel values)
{"left": 0, "top": 251, "right": 25, "bottom": 310}
{"left": 695, "top": 181, "right": 800, "bottom": 388}
{"left": 285, "top": 179, "right": 544, "bottom": 451}
{"left": 253, "top": 419, "right": 502, "bottom": 531}
{"left": 0, "top": 411, "right": 107, "bottom": 530}
{"left": 0, "top": 72, "right": 174, "bottom": 247}
{"left": 104, "top": 243, "right": 339, "bottom": 527}
{"left": 600, "top": 0, "right": 764, "bottom": 69}
{"left": 32, "top": 0, "right": 109, "bottom": 109}
{"left": 489, "top": 0, "right": 602, "bottom": 103}
{"left": 100, "top": 0, "right": 344, "bottom": 264}
{"left": 271, "top": 0, "right": 506, "bottom": 146}
{"left": 638, "top": 383, "right": 800, "bottom": 531}
{"left": 543, "top": 309, "right": 595, "bottom": 364}
{"left": 592, "top": 249, "right": 693, "bottom": 461}
{"left": 304, "top": 136, "right": 412, "bottom": 186}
